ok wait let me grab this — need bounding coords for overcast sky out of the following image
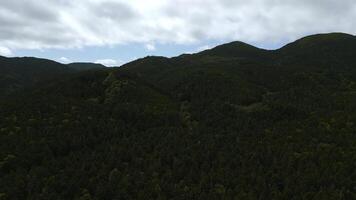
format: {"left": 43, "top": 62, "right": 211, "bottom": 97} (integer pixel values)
{"left": 0, "top": 0, "right": 355, "bottom": 66}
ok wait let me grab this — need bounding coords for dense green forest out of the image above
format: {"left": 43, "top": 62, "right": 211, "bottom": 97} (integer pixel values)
{"left": 0, "top": 57, "right": 105, "bottom": 96}
{"left": 0, "top": 33, "right": 356, "bottom": 199}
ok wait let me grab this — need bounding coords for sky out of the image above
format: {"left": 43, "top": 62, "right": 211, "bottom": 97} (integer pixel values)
{"left": 0, "top": 0, "right": 355, "bottom": 66}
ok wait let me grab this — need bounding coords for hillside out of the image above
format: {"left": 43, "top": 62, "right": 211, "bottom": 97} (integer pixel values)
{"left": 0, "top": 56, "right": 71, "bottom": 96}
{"left": 0, "top": 33, "right": 356, "bottom": 199}
{"left": 67, "top": 62, "right": 106, "bottom": 71}
{"left": 0, "top": 57, "right": 106, "bottom": 97}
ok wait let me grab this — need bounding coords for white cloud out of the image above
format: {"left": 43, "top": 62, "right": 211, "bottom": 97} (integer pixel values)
{"left": 145, "top": 43, "right": 156, "bottom": 51}
{"left": 58, "top": 57, "right": 72, "bottom": 64}
{"left": 0, "top": 0, "right": 355, "bottom": 51}
{"left": 196, "top": 45, "right": 211, "bottom": 52}
{"left": 95, "top": 59, "right": 121, "bottom": 66}
{"left": 0, "top": 46, "right": 12, "bottom": 56}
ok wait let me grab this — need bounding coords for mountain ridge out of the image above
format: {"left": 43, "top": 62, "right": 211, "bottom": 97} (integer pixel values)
{"left": 0, "top": 56, "right": 107, "bottom": 96}
{"left": 1, "top": 32, "right": 356, "bottom": 199}
{"left": 1, "top": 32, "right": 355, "bottom": 68}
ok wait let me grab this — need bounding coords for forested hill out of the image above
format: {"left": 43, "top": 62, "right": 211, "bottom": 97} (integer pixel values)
{"left": 67, "top": 62, "right": 106, "bottom": 71}
{"left": 1, "top": 33, "right": 356, "bottom": 199}
{"left": 0, "top": 57, "right": 106, "bottom": 96}
{"left": 0, "top": 56, "right": 69, "bottom": 96}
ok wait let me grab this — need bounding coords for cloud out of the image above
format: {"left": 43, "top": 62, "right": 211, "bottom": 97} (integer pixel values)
{"left": 95, "top": 59, "right": 121, "bottom": 66}
{"left": 196, "top": 45, "right": 211, "bottom": 52}
{"left": 145, "top": 43, "right": 156, "bottom": 51}
{"left": 58, "top": 57, "right": 72, "bottom": 64}
{"left": 0, "top": 46, "right": 12, "bottom": 56}
{"left": 0, "top": 0, "right": 355, "bottom": 51}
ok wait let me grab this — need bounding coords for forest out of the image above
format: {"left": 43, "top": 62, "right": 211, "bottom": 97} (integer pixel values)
{"left": 0, "top": 33, "right": 356, "bottom": 199}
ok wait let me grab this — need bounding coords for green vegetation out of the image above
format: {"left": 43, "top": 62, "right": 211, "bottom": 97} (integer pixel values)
{"left": 67, "top": 63, "right": 106, "bottom": 71}
{"left": 0, "top": 57, "right": 106, "bottom": 97}
{"left": 0, "top": 33, "right": 356, "bottom": 199}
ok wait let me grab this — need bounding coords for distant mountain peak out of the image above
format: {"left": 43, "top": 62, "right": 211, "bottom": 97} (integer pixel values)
{"left": 219, "top": 41, "right": 258, "bottom": 48}
{"left": 297, "top": 32, "right": 354, "bottom": 41}
{"left": 280, "top": 32, "right": 355, "bottom": 51}
{"left": 197, "top": 40, "right": 269, "bottom": 59}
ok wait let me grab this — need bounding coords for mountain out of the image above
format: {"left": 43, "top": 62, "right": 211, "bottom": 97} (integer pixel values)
{"left": 0, "top": 56, "right": 71, "bottom": 96}
{"left": 279, "top": 33, "right": 355, "bottom": 53}
{"left": 1, "top": 33, "right": 356, "bottom": 199}
{"left": 277, "top": 33, "right": 356, "bottom": 68}
{"left": 0, "top": 57, "right": 106, "bottom": 97}
{"left": 67, "top": 62, "right": 106, "bottom": 71}
{"left": 198, "top": 41, "right": 271, "bottom": 59}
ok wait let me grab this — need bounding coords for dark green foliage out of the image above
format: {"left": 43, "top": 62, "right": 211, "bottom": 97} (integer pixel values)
{"left": 0, "top": 33, "right": 356, "bottom": 199}
{"left": 0, "top": 57, "right": 106, "bottom": 97}
{"left": 67, "top": 63, "right": 106, "bottom": 71}
{"left": 0, "top": 56, "right": 72, "bottom": 96}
